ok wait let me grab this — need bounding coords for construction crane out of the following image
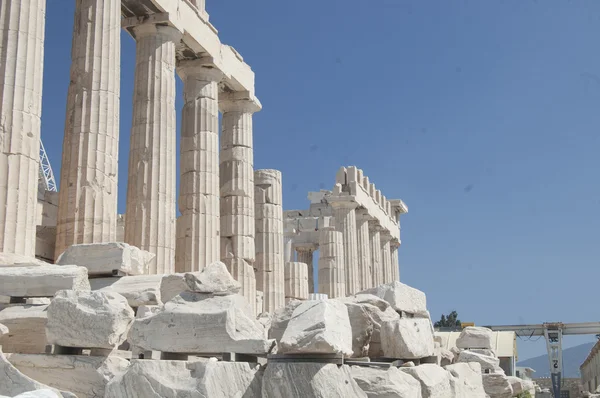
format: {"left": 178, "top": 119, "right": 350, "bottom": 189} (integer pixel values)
{"left": 38, "top": 139, "right": 57, "bottom": 192}
{"left": 483, "top": 322, "right": 600, "bottom": 398}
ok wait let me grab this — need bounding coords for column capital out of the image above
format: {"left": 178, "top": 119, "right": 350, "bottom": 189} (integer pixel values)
{"left": 131, "top": 23, "right": 182, "bottom": 42}
{"left": 219, "top": 91, "right": 262, "bottom": 113}
{"left": 330, "top": 199, "right": 359, "bottom": 210}
{"left": 390, "top": 239, "right": 401, "bottom": 249}
{"left": 380, "top": 231, "right": 393, "bottom": 243}
{"left": 355, "top": 208, "right": 373, "bottom": 222}
{"left": 177, "top": 58, "right": 224, "bottom": 82}
{"left": 368, "top": 220, "right": 383, "bottom": 232}
{"left": 294, "top": 243, "right": 318, "bottom": 253}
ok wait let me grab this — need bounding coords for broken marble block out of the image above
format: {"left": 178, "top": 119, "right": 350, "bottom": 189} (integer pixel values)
{"left": 183, "top": 261, "right": 241, "bottom": 295}
{"left": 99, "top": 275, "right": 163, "bottom": 307}
{"left": 440, "top": 347, "right": 454, "bottom": 366}
{"left": 0, "top": 305, "right": 48, "bottom": 354}
{"left": 344, "top": 302, "right": 374, "bottom": 358}
{"left": 482, "top": 373, "right": 513, "bottom": 398}
{"left": 46, "top": 290, "right": 134, "bottom": 349}
{"left": 5, "top": 390, "right": 63, "bottom": 398}
{"left": 0, "top": 253, "right": 50, "bottom": 267}
{"left": 268, "top": 299, "right": 303, "bottom": 341}
{"left": 506, "top": 376, "right": 525, "bottom": 396}
{"left": 0, "top": 322, "right": 7, "bottom": 338}
{"left": 350, "top": 365, "right": 421, "bottom": 398}
{"left": 446, "top": 362, "right": 486, "bottom": 398}
{"left": 262, "top": 363, "right": 366, "bottom": 398}
{"left": 381, "top": 317, "right": 435, "bottom": 359}
{"left": 0, "top": 266, "right": 90, "bottom": 298}
{"left": 458, "top": 350, "right": 504, "bottom": 374}
{"left": 358, "top": 281, "right": 427, "bottom": 316}
{"left": 456, "top": 326, "right": 493, "bottom": 349}
{"left": 159, "top": 273, "right": 187, "bottom": 303}
{"left": 401, "top": 364, "right": 453, "bottom": 398}
{"left": 7, "top": 353, "right": 130, "bottom": 398}
{"left": 279, "top": 300, "right": 353, "bottom": 356}
{"left": 105, "top": 358, "right": 263, "bottom": 398}
{"left": 57, "top": 243, "right": 154, "bottom": 276}
{"left": 128, "top": 292, "right": 274, "bottom": 355}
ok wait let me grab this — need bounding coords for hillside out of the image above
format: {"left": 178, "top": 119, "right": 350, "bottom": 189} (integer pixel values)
{"left": 517, "top": 342, "right": 595, "bottom": 378}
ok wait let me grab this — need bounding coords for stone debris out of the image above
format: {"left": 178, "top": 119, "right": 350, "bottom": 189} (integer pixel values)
{"left": 279, "top": 299, "right": 353, "bottom": 356}
{"left": 401, "top": 363, "right": 453, "bottom": 398}
{"left": 262, "top": 362, "right": 367, "bottom": 398}
{"left": 159, "top": 273, "right": 187, "bottom": 303}
{"left": 350, "top": 365, "right": 421, "bottom": 397}
{"left": 2, "top": 390, "right": 62, "bottom": 398}
{"left": 439, "top": 348, "right": 454, "bottom": 366}
{"left": 345, "top": 302, "right": 374, "bottom": 358}
{"left": 481, "top": 373, "right": 513, "bottom": 398}
{"left": 358, "top": 281, "right": 427, "bottom": 316}
{"left": 0, "top": 305, "right": 49, "bottom": 354}
{"left": 445, "top": 362, "right": 486, "bottom": 398}
{"left": 182, "top": 261, "right": 242, "bottom": 295}
{"left": 46, "top": 290, "right": 134, "bottom": 349}
{"left": 56, "top": 243, "right": 154, "bottom": 276}
{"left": 268, "top": 299, "right": 303, "bottom": 342}
{"left": 457, "top": 350, "right": 504, "bottom": 374}
{"left": 0, "top": 253, "right": 50, "bottom": 267}
{"left": 381, "top": 317, "right": 435, "bottom": 359}
{"left": 0, "top": 266, "right": 90, "bottom": 298}
{"left": 0, "top": 322, "right": 7, "bottom": 338}
{"left": 105, "top": 358, "right": 263, "bottom": 397}
{"left": 98, "top": 274, "right": 163, "bottom": 308}
{"left": 456, "top": 326, "right": 493, "bottom": 349}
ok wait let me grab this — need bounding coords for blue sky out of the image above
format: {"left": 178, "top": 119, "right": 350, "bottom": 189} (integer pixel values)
{"left": 42, "top": 1, "right": 600, "bottom": 360}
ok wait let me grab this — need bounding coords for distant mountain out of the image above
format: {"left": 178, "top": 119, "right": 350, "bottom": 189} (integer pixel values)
{"left": 517, "top": 342, "right": 595, "bottom": 378}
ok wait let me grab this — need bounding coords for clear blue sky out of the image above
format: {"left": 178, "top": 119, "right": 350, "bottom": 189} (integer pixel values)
{"left": 42, "top": 1, "right": 600, "bottom": 360}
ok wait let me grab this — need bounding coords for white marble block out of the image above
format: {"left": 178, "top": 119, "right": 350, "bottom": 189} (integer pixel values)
{"left": 456, "top": 326, "right": 494, "bottom": 349}
{"left": 358, "top": 281, "right": 427, "bottom": 316}
{"left": 284, "top": 262, "right": 309, "bottom": 301}
{"left": 446, "top": 362, "right": 486, "bottom": 398}
{"left": 0, "top": 305, "right": 48, "bottom": 354}
{"left": 0, "top": 266, "right": 90, "bottom": 298}
{"left": 56, "top": 243, "right": 154, "bottom": 276}
{"left": 99, "top": 275, "right": 163, "bottom": 307}
{"left": 401, "top": 364, "right": 453, "bottom": 398}
{"left": 381, "top": 317, "right": 435, "bottom": 359}
{"left": 351, "top": 366, "right": 421, "bottom": 398}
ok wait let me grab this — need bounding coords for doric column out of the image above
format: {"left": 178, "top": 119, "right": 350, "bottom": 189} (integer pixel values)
{"left": 254, "top": 169, "right": 284, "bottom": 313}
{"left": 369, "top": 222, "right": 383, "bottom": 286}
{"left": 380, "top": 232, "right": 393, "bottom": 283}
{"left": 283, "top": 235, "right": 294, "bottom": 263}
{"left": 284, "top": 262, "right": 309, "bottom": 302}
{"left": 331, "top": 201, "right": 359, "bottom": 294}
{"left": 318, "top": 227, "right": 346, "bottom": 298}
{"left": 124, "top": 24, "right": 182, "bottom": 274}
{"left": 390, "top": 240, "right": 400, "bottom": 281}
{"left": 295, "top": 245, "right": 315, "bottom": 294}
{"left": 55, "top": 0, "right": 121, "bottom": 259}
{"left": 355, "top": 210, "right": 372, "bottom": 290}
{"left": 0, "top": 0, "right": 46, "bottom": 256}
{"left": 174, "top": 59, "right": 223, "bottom": 272}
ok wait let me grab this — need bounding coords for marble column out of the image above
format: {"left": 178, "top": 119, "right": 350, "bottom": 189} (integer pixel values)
{"left": 174, "top": 59, "right": 223, "bottom": 272}
{"left": 369, "top": 222, "right": 383, "bottom": 286}
{"left": 318, "top": 227, "right": 346, "bottom": 298}
{"left": 331, "top": 201, "right": 359, "bottom": 294}
{"left": 380, "top": 232, "right": 393, "bottom": 283}
{"left": 355, "top": 210, "right": 372, "bottom": 290}
{"left": 284, "top": 261, "right": 309, "bottom": 302}
{"left": 0, "top": 0, "right": 46, "bottom": 256}
{"left": 295, "top": 246, "right": 315, "bottom": 293}
{"left": 283, "top": 235, "right": 294, "bottom": 263}
{"left": 390, "top": 240, "right": 400, "bottom": 281}
{"left": 55, "top": 0, "right": 120, "bottom": 259}
{"left": 254, "top": 169, "right": 284, "bottom": 313}
{"left": 124, "top": 24, "right": 181, "bottom": 274}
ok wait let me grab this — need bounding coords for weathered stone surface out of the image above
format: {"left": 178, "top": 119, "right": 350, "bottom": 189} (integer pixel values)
{"left": 469, "top": 348, "right": 496, "bottom": 357}
{"left": 506, "top": 376, "right": 524, "bottom": 396}
{"left": 46, "top": 290, "right": 134, "bottom": 349}
{"left": 6, "top": 390, "right": 61, "bottom": 398}
{"left": 279, "top": 300, "right": 353, "bottom": 355}
{"left": 458, "top": 350, "right": 503, "bottom": 374}
{"left": 268, "top": 299, "right": 303, "bottom": 342}
{"left": 129, "top": 292, "right": 274, "bottom": 354}
{"left": 105, "top": 358, "right": 263, "bottom": 397}
{"left": 358, "top": 281, "right": 427, "bottom": 316}
{"left": 0, "top": 266, "right": 90, "bottom": 297}
{"left": 446, "top": 362, "right": 486, "bottom": 398}
{"left": 381, "top": 317, "right": 434, "bottom": 359}
{"left": 350, "top": 365, "right": 421, "bottom": 398}
{"left": 183, "top": 261, "right": 241, "bottom": 295}
{"left": 263, "top": 363, "right": 366, "bottom": 398}
{"left": 0, "top": 322, "right": 7, "bottom": 338}
{"left": 456, "top": 326, "right": 493, "bottom": 349}
{"left": 159, "top": 273, "right": 187, "bottom": 303}
{"left": 401, "top": 364, "right": 453, "bottom": 398}
{"left": 345, "top": 303, "right": 374, "bottom": 358}
{"left": 0, "top": 305, "right": 48, "bottom": 354}
{"left": 57, "top": 243, "right": 154, "bottom": 276}
{"left": 99, "top": 275, "right": 163, "bottom": 307}
{"left": 0, "top": 253, "right": 49, "bottom": 267}
{"left": 7, "top": 353, "right": 130, "bottom": 398}
{"left": 439, "top": 348, "right": 454, "bottom": 366}
{"left": 482, "top": 373, "right": 513, "bottom": 398}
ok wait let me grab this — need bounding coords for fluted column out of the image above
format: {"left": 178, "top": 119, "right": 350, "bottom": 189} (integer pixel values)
{"left": 295, "top": 245, "right": 315, "bottom": 293}
{"left": 124, "top": 24, "right": 182, "bottom": 274}
{"left": 254, "top": 169, "right": 284, "bottom": 313}
{"left": 331, "top": 201, "right": 359, "bottom": 294}
{"left": 380, "top": 232, "right": 393, "bottom": 283}
{"left": 284, "top": 261, "right": 309, "bottom": 302}
{"left": 390, "top": 240, "right": 400, "bottom": 281}
{"left": 0, "top": 0, "right": 46, "bottom": 256}
{"left": 369, "top": 222, "right": 383, "bottom": 286}
{"left": 356, "top": 210, "right": 372, "bottom": 290}
{"left": 55, "top": 0, "right": 120, "bottom": 259}
{"left": 318, "top": 227, "right": 346, "bottom": 298}
{"left": 175, "top": 60, "right": 223, "bottom": 272}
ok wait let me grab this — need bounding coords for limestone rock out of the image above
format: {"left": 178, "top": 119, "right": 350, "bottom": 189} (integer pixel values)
{"left": 183, "top": 261, "right": 241, "bottom": 295}
{"left": 99, "top": 275, "right": 163, "bottom": 307}
{"left": 268, "top": 299, "right": 303, "bottom": 341}
{"left": 0, "top": 305, "right": 48, "bottom": 354}
{"left": 350, "top": 365, "right": 421, "bottom": 397}
{"left": 381, "top": 317, "right": 434, "bottom": 359}
{"left": 129, "top": 292, "right": 274, "bottom": 354}
{"left": 482, "top": 373, "right": 513, "bottom": 398}
{"left": 446, "top": 362, "right": 486, "bottom": 398}
{"left": 506, "top": 376, "right": 524, "bottom": 396}
{"left": 159, "top": 273, "right": 187, "bottom": 303}
{"left": 401, "top": 364, "right": 453, "bottom": 398}
{"left": 46, "top": 290, "right": 134, "bottom": 349}
{"left": 262, "top": 363, "right": 367, "bottom": 398}
{"left": 0, "top": 266, "right": 90, "bottom": 298}
{"left": 56, "top": 243, "right": 154, "bottom": 276}
{"left": 105, "top": 359, "right": 263, "bottom": 397}
{"left": 456, "top": 326, "right": 493, "bottom": 349}
{"left": 345, "top": 302, "right": 374, "bottom": 358}
{"left": 458, "top": 350, "right": 503, "bottom": 374}
{"left": 279, "top": 300, "right": 353, "bottom": 356}
{"left": 358, "top": 281, "right": 427, "bottom": 316}
{"left": 7, "top": 353, "right": 130, "bottom": 398}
